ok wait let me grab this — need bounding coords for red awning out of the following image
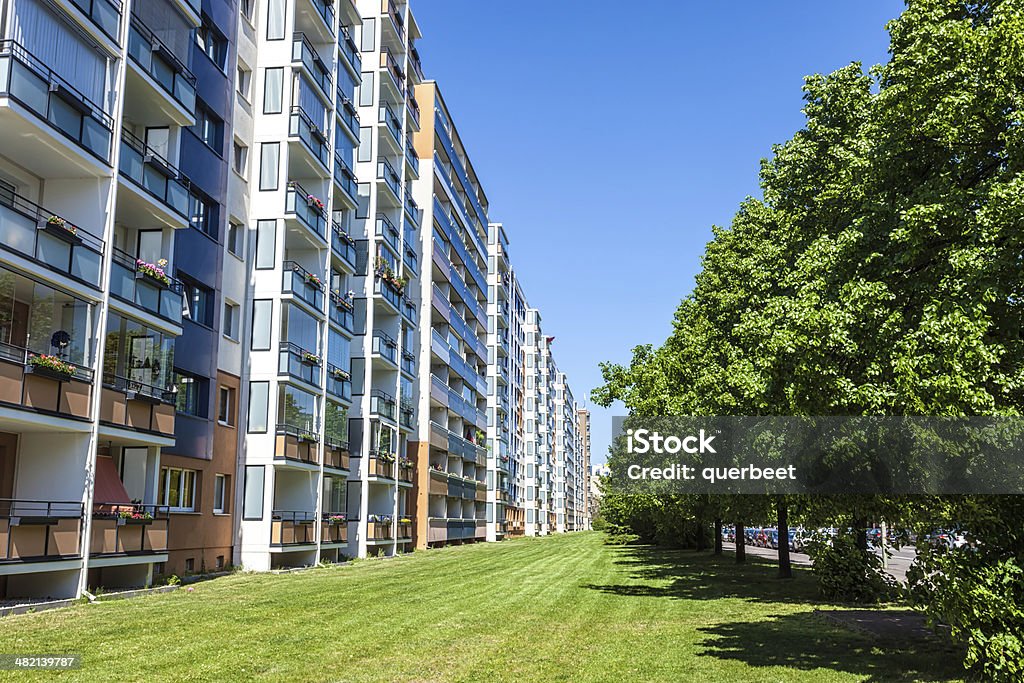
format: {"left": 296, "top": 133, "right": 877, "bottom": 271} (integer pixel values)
{"left": 94, "top": 456, "right": 132, "bottom": 507}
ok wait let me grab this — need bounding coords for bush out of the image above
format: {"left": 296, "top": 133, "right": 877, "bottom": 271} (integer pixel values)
{"left": 804, "top": 535, "right": 899, "bottom": 603}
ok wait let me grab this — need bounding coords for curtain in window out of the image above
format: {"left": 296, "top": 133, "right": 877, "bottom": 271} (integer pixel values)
{"left": 267, "top": 0, "right": 286, "bottom": 40}
{"left": 11, "top": 0, "right": 107, "bottom": 107}
{"left": 297, "top": 75, "right": 327, "bottom": 130}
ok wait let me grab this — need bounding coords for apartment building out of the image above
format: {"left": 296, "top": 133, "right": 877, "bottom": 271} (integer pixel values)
{"left": 577, "top": 408, "right": 592, "bottom": 531}
{"left": 409, "top": 82, "right": 489, "bottom": 548}
{"left": 0, "top": 0, "right": 587, "bottom": 603}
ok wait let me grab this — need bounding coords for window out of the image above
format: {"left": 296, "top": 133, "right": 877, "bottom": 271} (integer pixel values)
{"left": 223, "top": 301, "right": 240, "bottom": 340}
{"left": 196, "top": 19, "right": 227, "bottom": 71}
{"left": 251, "top": 299, "right": 272, "bottom": 350}
{"left": 184, "top": 558, "right": 195, "bottom": 572}
{"left": 194, "top": 103, "right": 223, "bottom": 154}
{"left": 182, "top": 278, "right": 214, "bottom": 327}
{"left": 159, "top": 466, "right": 197, "bottom": 511}
{"left": 357, "top": 126, "right": 372, "bottom": 162}
{"left": 237, "top": 64, "right": 251, "bottom": 101}
{"left": 263, "top": 68, "right": 283, "bottom": 114}
{"left": 189, "top": 193, "right": 218, "bottom": 238}
{"left": 358, "top": 72, "right": 374, "bottom": 107}
{"left": 259, "top": 142, "right": 279, "bottom": 190}
{"left": 240, "top": 0, "right": 254, "bottom": 22}
{"left": 218, "top": 386, "right": 236, "bottom": 425}
{"left": 267, "top": 0, "right": 285, "bottom": 40}
{"left": 247, "top": 381, "right": 270, "bottom": 432}
{"left": 175, "top": 371, "right": 206, "bottom": 416}
{"left": 213, "top": 474, "right": 229, "bottom": 514}
{"left": 232, "top": 141, "right": 248, "bottom": 176}
{"left": 255, "top": 220, "right": 276, "bottom": 268}
{"left": 226, "top": 221, "right": 243, "bottom": 257}
{"left": 360, "top": 18, "right": 376, "bottom": 51}
{"left": 243, "top": 465, "right": 265, "bottom": 519}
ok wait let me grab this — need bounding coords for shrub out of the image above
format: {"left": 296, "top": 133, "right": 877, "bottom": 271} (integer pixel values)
{"left": 804, "top": 535, "right": 898, "bottom": 603}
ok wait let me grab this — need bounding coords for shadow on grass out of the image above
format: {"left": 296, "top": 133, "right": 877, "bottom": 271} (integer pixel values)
{"left": 584, "top": 544, "right": 821, "bottom": 604}
{"left": 696, "top": 611, "right": 964, "bottom": 682}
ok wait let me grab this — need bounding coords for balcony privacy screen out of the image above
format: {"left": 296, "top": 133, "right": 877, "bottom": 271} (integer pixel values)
{"left": 11, "top": 0, "right": 108, "bottom": 106}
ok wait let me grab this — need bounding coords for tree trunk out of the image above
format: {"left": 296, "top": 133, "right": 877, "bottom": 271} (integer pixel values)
{"left": 735, "top": 521, "right": 746, "bottom": 563}
{"left": 854, "top": 517, "right": 868, "bottom": 552}
{"left": 695, "top": 521, "right": 705, "bottom": 552}
{"left": 714, "top": 518, "right": 723, "bottom": 555}
{"left": 777, "top": 498, "right": 792, "bottom": 579}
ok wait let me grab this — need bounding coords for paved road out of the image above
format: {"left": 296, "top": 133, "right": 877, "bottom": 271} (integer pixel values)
{"left": 722, "top": 542, "right": 917, "bottom": 582}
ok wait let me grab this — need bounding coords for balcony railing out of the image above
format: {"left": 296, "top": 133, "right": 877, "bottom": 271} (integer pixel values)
{"left": 119, "top": 130, "right": 191, "bottom": 220}
{"left": 333, "top": 151, "right": 358, "bottom": 201}
{"left": 329, "top": 291, "right": 355, "bottom": 333}
{"left": 289, "top": 106, "right": 330, "bottom": 168}
{"left": 405, "top": 194, "right": 421, "bottom": 227}
{"left": 278, "top": 341, "right": 322, "bottom": 388}
{"left": 275, "top": 423, "right": 321, "bottom": 464}
{"left": 0, "top": 499, "right": 83, "bottom": 563}
{"left": 336, "top": 92, "right": 359, "bottom": 137}
{"left": 372, "top": 331, "right": 398, "bottom": 365}
{"left": 405, "top": 137, "right": 419, "bottom": 176}
{"left": 127, "top": 15, "right": 197, "bottom": 115}
{"left": 0, "top": 189, "right": 104, "bottom": 287}
{"left": 375, "top": 276, "right": 403, "bottom": 310}
{"left": 403, "top": 245, "right": 418, "bottom": 278}
{"left": 90, "top": 503, "right": 170, "bottom": 555}
{"left": 285, "top": 182, "right": 328, "bottom": 240}
{"left": 401, "top": 296, "right": 417, "bottom": 326}
{"left": 308, "top": 0, "right": 335, "bottom": 33}
{"left": 338, "top": 26, "right": 362, "bottom": 75}
{"left": 409, "top": 44, "right": 424, "bottom": 82}
{"left": 321, "top": 513, "right": 349, "bottom": 542}
{"left": 282, "top": 260, "right": 325, "bottom": 311}
{"left": 380, "top": 48, "right": 405, "bottom": 95}
{"left": 0, "top": 41, "right": 114, "bottom": 163}
{"left": 406, "top": 91, "right": 420, "bottom": 128}
{"left": 103, "top": 373, "right": 177, "bottom": 405}
{"left": 270, "top": 510, "right": 316, "bottom": 545}
{"left": 378, "top": 104, "right": 401, "bottom": 145}
{"left": 375, "top": 214, "right": 400, "bottom": 252}
{"left": 369, "top": 389, "right": 396, "bottom": 420}
{"left": 71, "top": 0, "right": 122, "bottom": 42}
{"left": 326, "top": 360, "right": 352, "bottom": 400}
{"left": 376, "top": 158, "right": 401, "bottom": 198}
{"left": 292, "top": 33, "right": 332, "bottom": 98}
{"left": 109, "top": 247, "right": 185, "bottom": 325}
{"left": 331, "top": 222, "right": 357, "bottom": 268}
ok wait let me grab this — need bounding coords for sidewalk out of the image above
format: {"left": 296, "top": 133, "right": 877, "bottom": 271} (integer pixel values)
{"left": 722, "top": 542, "right": 916, "bottom": 583}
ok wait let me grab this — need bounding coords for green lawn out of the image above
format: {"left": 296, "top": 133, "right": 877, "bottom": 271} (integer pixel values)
{"left": 1, "top": 533, "right": 964, "bottom": 682}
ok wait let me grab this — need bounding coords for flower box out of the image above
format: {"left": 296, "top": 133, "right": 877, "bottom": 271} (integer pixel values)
{"left": 305, "top": 272, "right": 323, "bottom": 288}
{"left": 331, "top": 368, "right": 350, "bottom": 381}
{"left": 26, "top": 355, "right": 75, "bottom": 382}
{"left": 301, "top": 352, "right": 322, "bottom": 366}
{"left": 38, "top": 215, "right": 82, "bottom": 244}
{"left": 135, "top": 259, "right": 171, "bottom": 287}
{"left": 306, "top": 194, "right": 325, "bottom": 211}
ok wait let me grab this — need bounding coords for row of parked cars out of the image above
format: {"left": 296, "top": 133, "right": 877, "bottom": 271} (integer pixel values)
{"left": 722, "top": 526, "right": 971, "bottom": 552}
{"left": 721, "top": 526, "right": 809, "bottom": 552}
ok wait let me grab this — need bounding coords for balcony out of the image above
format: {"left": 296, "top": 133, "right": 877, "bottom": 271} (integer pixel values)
{"left": 367, "top": 517, "right": 393, "bottom": 541}
{"left": 109, "top": 248, "right": 185, "bottom": 327}
{"left": 335, "top": 92, "right": 359, "bottom": 142}
{"left": 270, "top": 511, "right": 316, "bottom": 546}
{"left": 378, "top": 49, "right": 405, "bottom": 99}
{"left": 274, "top": 424, "right": 321, "bottom": 466}
{"left": 0, "top": 500, "right": 83, "bottom": 564}
{"left": 406, "top": 90, "right": 420, "bottom": 130}
{"left": 0, "top": 190, "right": 104, "bottom": 288}
{"left": 99, "top": 376, "right": 176, "bottom": 436}
{"left": 333, "top": 151, "right": 358, "bottom": 208}
{"left": 324, "top": 436, "right": 351, "bottom": 470}
{"left": 0, "top": 41, "right": 114, "bottom": 170}
{"left": 404, "top": 194, "right": 421, "bottom": 228}
{"left": 296, "top": 0, "right": 335, "bottom": 41}
{"left": 285, "top": 182, "right": 328, "bottom": 243}
{"left": 282, "top": 260, "right": 326, "bottom": 312}
{"left": 404, "top": 137, "right": 419, "bottom": 178}
{"left": 89, "top": 504, "right": 170, "bottom": 556}
{"left": 371, "top": 331, "right": 398, "bottom": 367}
{"left": 403, "top": 244, "right": 418, "bottom": 278}
{"left": 328, "top": 291, "right": 355, "bottom": 334}
{"left": 401, "top": 296, "right": 417, "bottom": 326}
{"left": 374, "top": 276, "right": 403, "bottom": 312}
{"left": 118, "top": 130, "right": 191, "bottom": 228}
{"left": 376, "top": 158, "right": 401, "bottom": 205}
{"left": 429, "top": 375, "right": 449, "bottom": 408}
{"left": 330, "top": 222, "right": 357, "bottom": 270}
{"left": 367, "top": 454, "right": 395, "bottom": 479}
{"left": 0, "top": 343, "right": 94, "bottom": 420}
{"left": 321, "top": 514, "right": 349, "bottom": 543}
{"left": 369, "top": 389, "right": 396, "bottom": 421}
{"left": 68, "top": 0, "right": 122, "bottom": 43}
{"left": 292, "top": 33, "right": 332, "bottom": 101}
{"left": 288, "top": 106, "right": 330, "bottom": 171}
{"left": 396, "top": 520, "right": 412, "bottom": 538}
{"left": 382, "top": 0, "right": 406, "bottom": 45}
{"left": 126, "top": 15, "right": 197, "bottom": 125}
{"left": 375, "top": 214, "right": 400, "bottom": 254}
{"left": 338, "top": 26, "right": 362, "bottom": 78}
{"left": 408, "top": 43, "right": 424, "bottom": 83}
{"left": 326, "top": 361, "right": 353, "bottom": 401}
{"left": 399, "top": 396, "right": 414, "bottom": 429}
{"left": 378, "top": 103, "right": 402, "bottom": 149}
{"left": 278, "top": 342, "right": 322, "bottom": 389}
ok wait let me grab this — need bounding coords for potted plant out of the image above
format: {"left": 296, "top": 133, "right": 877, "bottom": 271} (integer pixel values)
{"left": 27, "top": 354, "right": 76, "bottom": 382}
{"left": 331, "top": 367, "right": 350, "bottom": 381}
{"left": 305, "top": 272, "right": 323, "bottom": 288}
{"left": 398, "top": 457, "right": 414, "bottom": 469}
{"left": 297, "top": 430, "right": 317, "bottom": 443}
{"left": 377, "top": 452, "right": 396, "bottom": 464}
{"left": 325, "top": 513, "right": 347, "bottom": 525}
{"left": 135, "top": 258, "right": 171, "bottom": 286}
{"left": 306, "top": 194, "right": 324, "bottom": 211}
{"left": 302, "top": 351, "right": 321, "bottom": 366}
{"left": 118, "top": 508, "right": 154, "bottom": 524}
{"left": 42, "top": 214, "right": 80, "bottom": 240}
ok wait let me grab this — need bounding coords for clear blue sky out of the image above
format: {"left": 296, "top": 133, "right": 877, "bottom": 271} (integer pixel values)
{"left": 413, "top": 1, "right": 905, "bottom": 465}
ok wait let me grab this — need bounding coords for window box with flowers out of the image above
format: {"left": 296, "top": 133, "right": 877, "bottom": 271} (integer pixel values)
{"left": 325, "top": 513, "right": 348, "bottom": 525}
{"left": 333, "top": 290, "right": 354, "bottom": 310}
{"left": 118, "top": 509, "right": 154, "bottom": 525}
{"left": 331, "top": 367, "right": 350, "bottom": 381}
{"left": 398, "top": 457, "right": 414, "bottom": 470}
{"left": 306, "top": 194, "right": 325, "bottom": 211}
{"left": 301, "top": 352, "right": 322, "bottom": 366}
{"left": 26, "top": 354, "right": 76, "bottom": 382}
{"left": 305, "top": 272, "right": 323, "bottom": 289}
{"left": 136, "top": 258, "right": 171, "bottom": 287}
{"left": 377, "top": 452, "right": 396, "bottom": 464}
{"left": 297, "top": 430, "right": 318, "bottom": 443}
{"left": 39, "top": 215, "right": 82, "bottom": 243}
